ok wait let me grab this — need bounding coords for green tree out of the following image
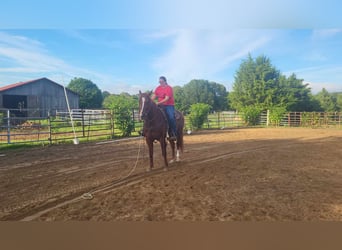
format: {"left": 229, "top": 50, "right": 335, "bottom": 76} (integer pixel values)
{"left": 102, "top": 91, "right": 111, "bottom": 101}
{"left": 230, "top": 54, "right": 315, "bottom": 112}
{"left": 182, "top": 79, "right": 227, "bottom": 112}
{"left": 332, "top": 92, "right": 342, "bottom": 111}
{"left": 188, "top": 103, "right": 211, "bottom": 130}
{"left": 277, "top": 74, "right": 316, "bottom": 111}
{"left": 173, "top": 86, "right": 188, "bottom": 112}
{"left": 337, "top": 94, "right": 342, "bottom": 111}
{"left": 211, "top": 82, "right": 229, "bottom": 111}
{"left": 315, "top": 88, "right": 337, "bottom": 112}
{"left": 103, "top": 93, "right": 138, "bottom": 137}
{"left": 68, "top": 77, "right": 103, "bottom": 109}
{"left": 229, "top": 55, "right": 280, "bottom": 110}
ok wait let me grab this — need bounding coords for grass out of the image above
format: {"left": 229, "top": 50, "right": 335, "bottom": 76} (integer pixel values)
{"left": 0, "top": 143, "right": 45, "bottom": 151}
{"left": 0, "top": 117, "right": 144, "bottom": 148}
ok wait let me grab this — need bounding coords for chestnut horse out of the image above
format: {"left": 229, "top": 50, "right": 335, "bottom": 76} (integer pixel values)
{"left": 138, "top": 91, "right": 184, "bottom": 170}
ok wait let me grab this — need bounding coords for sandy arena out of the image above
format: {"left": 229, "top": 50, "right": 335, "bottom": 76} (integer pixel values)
{"left": 0, "top": 127, "right": 342, "bottom": 221}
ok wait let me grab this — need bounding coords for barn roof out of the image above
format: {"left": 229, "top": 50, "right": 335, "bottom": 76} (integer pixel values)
{"left": 0, "top": 77, "right": 80, "bottom": 96}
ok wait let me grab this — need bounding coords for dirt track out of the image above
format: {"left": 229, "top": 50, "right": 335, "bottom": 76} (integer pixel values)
{"left": 1, "top": 128, "right": 342, "bottom": 221}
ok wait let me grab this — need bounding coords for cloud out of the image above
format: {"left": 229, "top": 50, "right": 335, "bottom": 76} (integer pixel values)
{"left": 0, "top": 31, "right": 67, "bottom": 73}
{"left": 150, "top": 30, "right": 273, "bottom": 84}
{"left": 312, "top": 29, "right": 342, "bottom": 39}
{"left": 0, "top": 31, "right": 130, "bottom": 93}
{"left": 62, "top": 30, "right": 123, "bottom": 49}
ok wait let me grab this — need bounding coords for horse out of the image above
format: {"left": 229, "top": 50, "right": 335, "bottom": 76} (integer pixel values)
{"left": 138, "top": 91, "right": 184, "bottom": 171}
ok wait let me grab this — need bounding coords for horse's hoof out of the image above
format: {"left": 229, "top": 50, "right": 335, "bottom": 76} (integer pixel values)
{"left": 169, "top": 159, "right": 175, "bottom": 164}
{"left": 163, "top": 167, "right": 168, "bottom": 172}
{"left": 176, "top": 158, "right": 181, "bottom": 162}
{"left": 146, "top": 168, "right": 152, "bottom": 172}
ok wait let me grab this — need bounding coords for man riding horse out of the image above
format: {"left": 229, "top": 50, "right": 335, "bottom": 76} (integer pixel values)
{"left": 150, "top": 76, "right": 177, "bottom": 141}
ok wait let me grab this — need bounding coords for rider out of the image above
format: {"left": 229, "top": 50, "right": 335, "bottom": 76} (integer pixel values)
{"left": 151, "top": 76, "right": 177, "bottom": 141}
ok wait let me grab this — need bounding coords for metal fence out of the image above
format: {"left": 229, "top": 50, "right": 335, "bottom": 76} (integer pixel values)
{"left": 277, "top": 112, "right": 342, "bottom": 128}
{"left": 1, "top": 108, "right": 341, "bottom": 145}
{"left": 0, "top": 108, "right": 143, "bottom": 145}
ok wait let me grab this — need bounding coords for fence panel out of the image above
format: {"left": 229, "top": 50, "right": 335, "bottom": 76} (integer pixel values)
{"left": 277, "top": 112, "right": 342, "bottom": 128}
{"left": 0, "top": 109, "right": 50, "bottom": 145}
{"left": 1, "top": 108, "right": 341, "bottom": 146}
{"left": 0, "top": 108, "right": 145, "bottom": 146}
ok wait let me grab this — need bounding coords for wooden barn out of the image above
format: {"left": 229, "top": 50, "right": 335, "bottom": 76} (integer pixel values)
{"left": 0, "top": 77, "right": 79, "bottom": 117}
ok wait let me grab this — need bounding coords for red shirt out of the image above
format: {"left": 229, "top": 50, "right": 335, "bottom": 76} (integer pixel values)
{"left": 154, "top": 85, "right": 175, "bottom": 106}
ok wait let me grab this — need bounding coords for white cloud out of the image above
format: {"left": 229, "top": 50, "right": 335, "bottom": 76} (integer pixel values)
{"left": 150, "top": 30, "right": 273, "bottom": 84}
{"left": 0, "top": 31, "right": 130, "bottom": 93}
{"left": 312, "top": 29, "right": 342, "bottom": 39}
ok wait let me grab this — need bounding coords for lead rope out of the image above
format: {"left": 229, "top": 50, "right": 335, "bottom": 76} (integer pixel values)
{"left": 81, "top": 136, "right": 144, "bottom": 200}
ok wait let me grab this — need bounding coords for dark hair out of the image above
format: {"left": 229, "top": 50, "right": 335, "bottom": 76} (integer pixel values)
{"left": 159, "top": 76, "right": 167, "bottom": 83}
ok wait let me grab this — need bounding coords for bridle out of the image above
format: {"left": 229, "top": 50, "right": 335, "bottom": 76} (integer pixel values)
{"left": 139, "top": 95, "right": 164, "bottom": 124}
{"left": 139, "top": 95, "right": 154, "bottom": 122}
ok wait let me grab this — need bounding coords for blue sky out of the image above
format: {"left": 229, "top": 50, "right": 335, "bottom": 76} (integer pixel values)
{"left": 0, "top": 1, "right": 341, "bottom": 94}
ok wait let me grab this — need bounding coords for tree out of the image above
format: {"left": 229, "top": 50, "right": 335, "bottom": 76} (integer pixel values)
{"left": 102, "top": 91, "right": 111, "bottom": 101}
{"left": 188, "top": 103, "right": 211, "bottom": 130}
{"left": 103, "top": 93, "right": 138, "bottom": 137}
{"left": 332, "top": 92, "right": 342, "bottom": 111}
{"left": 173, "top": 86, "right": 188, "bottom": 112}
{"left": 229, "top": 54, "right": 316, "bottom": 112}
{"left": 315, "top": 88, "right": 337, "bottom": 112}
{"left": 229, "top": 54, "right": 280, "bottom": 110}
{"left": 211, "top": 82, "right": 229, "bottom": 111}
{"left": 182, "top": 79, "right": 228, "bottom": 113}
{"left": 277, "top": 74, "right": 316, "bottom": 111}
{"left": 68, "top": 77, "right": 103, "bottom": 109}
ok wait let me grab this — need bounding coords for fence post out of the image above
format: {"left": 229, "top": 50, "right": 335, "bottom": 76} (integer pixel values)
{"left": 7, "top": 109, "right": 11, "bottom": 144}
{"left": 48, "top": 111, "right": 52, "bottom": 145}
{"left": 81, "top": 109, "right": 85, "bottom": 137}
{"left": 132, "top": 109, "right": 135, "bottom": 132}
{"left": 266, "top": 110, "right": 270, "bottom": 127}
{"left": 111, "top": 110, "right": 115, "bottom": 139}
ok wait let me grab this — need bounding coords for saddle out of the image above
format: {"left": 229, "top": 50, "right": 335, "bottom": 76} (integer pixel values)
{"left": 158, "top": 106, "right": 181, "bottom": 120}
{"left": 175, "top": 111, "right": 182, "bottom": 120}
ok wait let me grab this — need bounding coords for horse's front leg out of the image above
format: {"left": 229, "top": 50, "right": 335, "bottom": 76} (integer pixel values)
{"left": 169, "top": 140, "right": 176, "bottom": 163}
{"left": 160, "top": 137, "right": 168, "bottom": 169}
{"left": 147, "top": 138, "right": 154, "bottom": 171}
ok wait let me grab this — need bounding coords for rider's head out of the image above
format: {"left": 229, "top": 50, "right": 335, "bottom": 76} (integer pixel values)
{"left": 159, "top": 76, "right": 167, "bottom": 85}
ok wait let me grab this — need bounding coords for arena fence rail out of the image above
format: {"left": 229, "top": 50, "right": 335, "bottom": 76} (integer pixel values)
{"left": 1, "top": 108, "right": 341, "bottom": 146}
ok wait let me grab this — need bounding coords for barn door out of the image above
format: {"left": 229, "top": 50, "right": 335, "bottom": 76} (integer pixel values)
{"left": 27, "top": 95, "right": 39, "bottom": 117}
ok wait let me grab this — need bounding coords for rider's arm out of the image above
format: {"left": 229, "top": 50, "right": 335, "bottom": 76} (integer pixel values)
{"left": 157, "top": 96, "right": 170, "bottom": 105}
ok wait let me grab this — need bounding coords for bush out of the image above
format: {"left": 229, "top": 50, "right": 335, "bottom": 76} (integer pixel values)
{"left": 103, "top": 94, "right": 138, "bottom": 137}
{"left": 241, "top": 106, "right": 262, "bottom": 125}
{"left": 189, "top": 103, "right": 211, "bottom": 129}
{"left": 269, "top": 106, "right": 287, "bottom": 126}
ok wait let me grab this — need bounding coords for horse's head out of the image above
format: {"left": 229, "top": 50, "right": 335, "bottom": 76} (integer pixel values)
{"left": 138, "top": 90, "right": 153, "bottom": 120}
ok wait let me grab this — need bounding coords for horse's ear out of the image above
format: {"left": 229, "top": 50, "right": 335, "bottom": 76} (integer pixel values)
{"left": 139, "top": 90, "right": 142, "bottom": 95}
